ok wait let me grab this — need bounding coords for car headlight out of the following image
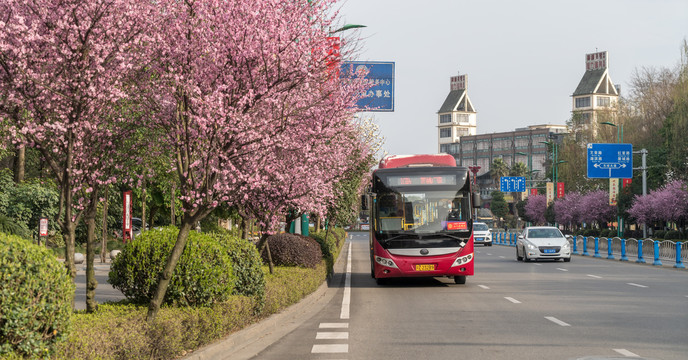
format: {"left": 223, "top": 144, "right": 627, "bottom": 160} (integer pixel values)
{"left": 562, "top": 241, "right": 571, "bottom": 249}
{"left": 526, "top": 241, "right": 538, "bottom": 250}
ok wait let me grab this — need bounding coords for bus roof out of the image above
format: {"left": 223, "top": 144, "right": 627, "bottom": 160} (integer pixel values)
{"left": 379, "top": 154, "right": 457, "bottom": 169}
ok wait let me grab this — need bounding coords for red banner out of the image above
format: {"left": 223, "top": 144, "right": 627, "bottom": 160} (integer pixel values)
{"left": 557, "top": 182, "right": 565, "bottom": 198}
{"left": 530, "top": 188, "right": 538, "bottom": 196}
{"left": 447, "top": 221, "right": 468, "bottom": 230}
{"left": 123, "top": 190, "right": 132, "bottom": 242}
{"left": 622, "top": 178, "right": 632, "bottom": 188}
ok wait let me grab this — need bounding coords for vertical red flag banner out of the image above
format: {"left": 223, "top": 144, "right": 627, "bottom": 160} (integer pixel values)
{"left": 123, "top": 190, "right": 132, "bottom": 242}
{"left": 530, "top": 188, "right": 538, "bottom": 196}
{"left": 39, "top": 218, "right": 49, "bottom": 237}
{"left": 622, "top": 178, "right": 632, "bottom": 188}
{"left": 557, "top": 182, "right": 565, "bottom": 198}
{"left": 325, "top": 37, "right": 340, "bottom": 79}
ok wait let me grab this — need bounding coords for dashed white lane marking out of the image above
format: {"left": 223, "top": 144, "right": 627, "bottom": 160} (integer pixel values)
{"left": 534, "top": 263, "right": 542, "bottom": 266}
{"left": 311, "top": 344, "right": 348, "bottom": 353}
{"left": 340, "top": 242, "right": 353, "bottom": 319}
{"left": 545, "top": 316, "right": 571, "bottom": 327}
{"left": 316, "top": 332, "right": 349, "bottom": 340}
{"left": 499, "top": 256, "right": 506, "bottom": 259}
{"left": 557, "top": 268, "right": 569, "bottom": 272}
{"left": 505, "top": 297, "right": 521, "bottom": 304}
{"left": 613, "top": 348, "right": 640, "bottom": 357}
{"left": 319, "top": 323, "right": 349, "bottom": 329}
{"left": 587, "top": 274, "right": 602, "bottom": 279}
{"left": 486, "top": 253, "right": 493, "bottom": 256}
{"left": 478, "top": 285, "right": 490, "bottom": 290}
{"left": 627, "top": 282, "right": 648, "bottom": 288}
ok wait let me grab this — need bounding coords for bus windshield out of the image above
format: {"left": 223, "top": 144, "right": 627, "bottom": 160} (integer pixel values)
{"left": 376, "top": 189, "right": 471, "bottom": 234}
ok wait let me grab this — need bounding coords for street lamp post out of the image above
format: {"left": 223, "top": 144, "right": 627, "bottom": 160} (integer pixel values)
{"left": 600, "top": 121, "right": 624, "bottom": 237}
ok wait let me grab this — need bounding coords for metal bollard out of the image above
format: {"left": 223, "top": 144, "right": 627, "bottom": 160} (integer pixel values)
{"left": 511, "top": 233, "right": 515, "bottom": 247}
{"left": 572, "top": 235, "right": 579, "bottom": 255}
{"left": 620, "top": 238, "right": 629, "bottom": 261}
{"left": 636, "top": 240, "right": 646, "bottom": 264}
{"left": 582, "top": 237, "right": 589, "bottom": 256}
{"left": 675, "top": 242, "right": 685, "bottom": 269}
{"left": 652, "top": 241, "right": 662, "bottom": 266}
{"left": 594, "top": 237, "right": 601, "bottom": 258}
{"left": 607, "top": 238, "right": 614, "bottom": 260}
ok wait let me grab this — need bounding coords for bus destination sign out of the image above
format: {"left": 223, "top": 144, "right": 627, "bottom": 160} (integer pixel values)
{"left": 387, "top": 175, "right": 456, "bottom": 187}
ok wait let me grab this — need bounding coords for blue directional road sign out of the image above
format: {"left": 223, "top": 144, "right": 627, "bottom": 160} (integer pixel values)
{"left": 340, "top": 61, "right": 395, "bottom": 112}
{"left": 587, "top": 143, "right": 633, "bottom": 179}
{"left": 500, "top": 176, "right": 526, "bottom": 192}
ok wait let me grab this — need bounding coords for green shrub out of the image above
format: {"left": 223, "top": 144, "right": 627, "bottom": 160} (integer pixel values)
{"left": 262, "top": 233, "right": 322, "bottom": 268}
{"left": 583, "top": 229, "right": 599, "bottom": 237}
{"left": 0, "top": 233, "right": 74, "bottom": 358}
{"left": 310, "top": 230, "right": 338, "bottom": 276}
{"left": 108, "top": 227, "right": 236, "bottom": 307}
{"left": 665, "top": 230, "right": 681, "bottom": 240}
{"left": 210, "top": 233, "right": 265, "bottom": 301}
{"left": 654, "top": 230, "right": 666, "bottom": 239}
{"left": 0, "top": 213, "right": 31, "bottom": 239}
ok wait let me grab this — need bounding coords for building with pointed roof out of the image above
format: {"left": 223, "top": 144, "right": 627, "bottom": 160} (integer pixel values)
{"left": 571, "top": 51, "right": 619, "bottom": 137}
{"left": 437, "top": 73, "right": 476, "bottom": 153}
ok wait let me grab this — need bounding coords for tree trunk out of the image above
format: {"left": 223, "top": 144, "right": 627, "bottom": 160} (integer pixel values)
{"left": 257, "top": 233, "right": 274, "bottom": 274}
{"left": 141, "top": 181, "right": 147, "bottom": 231}
{"left": 13, "top": 144, "right": 25, "bottom": 183}
{"left": 85, "top": 193, "right": 99, "bottom": 312}
{"left": 100, "top": 186, "right": 109, "bottom": 263}
{"left": 241, "top": 215, "right": 248, "bottom": 240}
{"left": 147, "top": 218, "right": 194, "bottom": 322}
{"left": 170, "top": 183, "right": 176, "bottom": 227}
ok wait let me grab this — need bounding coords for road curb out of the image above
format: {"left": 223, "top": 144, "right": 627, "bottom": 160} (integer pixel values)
{"left": 184, "top": 237, "right": 350, "bottom": 360}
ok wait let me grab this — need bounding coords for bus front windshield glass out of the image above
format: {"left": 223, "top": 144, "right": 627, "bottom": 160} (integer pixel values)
{"left": 376, "top": 190, "right": 471, "bottom": 234}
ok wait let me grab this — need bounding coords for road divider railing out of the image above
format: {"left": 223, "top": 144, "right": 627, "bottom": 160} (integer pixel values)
{"left": 492, "top": 231, "right": 686, "bottom": 269}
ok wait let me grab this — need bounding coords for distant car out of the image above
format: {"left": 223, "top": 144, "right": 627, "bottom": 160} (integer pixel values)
{"left": 472, "top": 222, "right": 492, "bottom": 246}
{"left": 516, "top": 226, "right": 571, "bottom": 262}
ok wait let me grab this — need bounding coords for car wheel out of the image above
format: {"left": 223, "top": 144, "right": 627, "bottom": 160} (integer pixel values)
{"left": 563, "top": 257, "right": 571, "bottom": 262}
{"left": 516, "top": 247, "right": 523, "bottom": 261}
{"left": 523, "top": 250, "right": 530, "bottom": 262}
{"left": 454, "top": 275, "right": 466, "bottom": 284}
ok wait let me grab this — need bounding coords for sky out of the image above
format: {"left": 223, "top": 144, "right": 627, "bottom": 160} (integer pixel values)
{"left": 336, "top": 0, "right": 688, "bottom": 157}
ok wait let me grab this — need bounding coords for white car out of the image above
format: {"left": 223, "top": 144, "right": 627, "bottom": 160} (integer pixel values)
{"left": 472, "top": 222, "right": 492, "bottom": 246}
{"left": 516, "top": 226, "right": 571, "bottom": 262}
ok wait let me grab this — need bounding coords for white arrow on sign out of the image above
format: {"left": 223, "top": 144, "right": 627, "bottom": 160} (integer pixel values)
{"left": 593, "top": 162, "right": 627, "bottom": 169}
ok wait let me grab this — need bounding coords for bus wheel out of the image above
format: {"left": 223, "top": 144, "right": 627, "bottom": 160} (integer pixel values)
{"left": 370, "top": 262, "right": 375, "bottom": 278}
{"left": 454, "top": 275, "right": 466, "bottom": 284}
{"left": 376, "top": 277, "right": 388, "bottom": 285}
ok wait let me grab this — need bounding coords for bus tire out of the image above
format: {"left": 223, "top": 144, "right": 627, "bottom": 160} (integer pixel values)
{"left": 376, "top": 277, "right": 388, "bottom": 285}
{"left": 454, "top": 275, "right": 466, "bottom": 284}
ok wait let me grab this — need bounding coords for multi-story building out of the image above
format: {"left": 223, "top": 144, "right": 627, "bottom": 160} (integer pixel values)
{"left": 571, "top": 50, "right": 619, "bottom": 138}
{"left": 437, "top": 73, "right": 476, "bottom": 154}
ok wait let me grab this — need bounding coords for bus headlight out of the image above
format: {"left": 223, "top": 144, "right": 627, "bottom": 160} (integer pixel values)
{"left": 375, "top": 256, "right": 398, "bottom": 269}
{"left": 451, "top": 253, "right": 474, "bottom": 267}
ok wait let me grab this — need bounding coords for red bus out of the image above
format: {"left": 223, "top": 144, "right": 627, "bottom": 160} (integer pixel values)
{"left": 366, "top": 154, "right": 480, "bottom": 285}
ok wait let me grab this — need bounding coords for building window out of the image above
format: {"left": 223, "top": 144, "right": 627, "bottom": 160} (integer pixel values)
{"left": 597, "top": 97, "right": 610, "bottom": 107}
{"left": 456, "top": 114, "right": 469, "bottom": 124}
{"left": 575, "top": 97, "right": 591, "bottom": 108}
{"left": 439, "top": 114, "right": 451, "bottom": 124}
{"left": 440, "top": 144, "right": 450, "bottom": 153}
{"left": 440, "top": 128, "right": 452, "bottom": 138}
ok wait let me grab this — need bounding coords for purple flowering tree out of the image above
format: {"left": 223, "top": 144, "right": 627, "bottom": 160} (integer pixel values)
{"left": 525, "top": 194, "right": 547, "bottom": 225}
{"left": 579, "top": 190, "right": 617, "bottom": 226}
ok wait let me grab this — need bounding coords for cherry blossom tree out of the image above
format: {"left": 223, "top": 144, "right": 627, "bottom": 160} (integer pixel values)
{"left": 554, "top": 191, "right": 582, "bottom": 230}
{"left": 579, "top": 190, "right": 617, "bottom": 226}
{"left": 0, "top": 0, "right": 154, "bottom": 311}
{"left": 628, "top": 180, "right": 688, "bottom": 226}
{"left": 141, "top": 0, "right": 367, "bottom": 320}
{"left": 525, "top": 194, "right": 547, "bottom": 225}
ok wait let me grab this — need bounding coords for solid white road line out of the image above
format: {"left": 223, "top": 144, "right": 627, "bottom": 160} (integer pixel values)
{"left": 587, "top": 274, "right": 602, "bottom": 279}
{"left": 627, "top": 283, "right": 648, "bottom": 288}
{"left": 340, "top": 242, "right": 353, "bottom": 319}
{"left": 613, "top": 348, "right": 640, "bottom": 357}
{"left": 505, "top": 297, "right": 521, "bottom": 304}
{"left": 545, "top": 316, "right": 571, "bottom": 327}
{"left": 557, "top": 268, "right": 569, "bottom": 272}
{"left": 478, "top": 285, "right": 490, "bottom": 290}
{"left": 319, "top": 323, "right": 349, "bottom": 329}
{"left": 316, "top": 332, "right": 349, "bottom": 340}
{"left": 311, "top": 344, "right": 348, "bottom": 353}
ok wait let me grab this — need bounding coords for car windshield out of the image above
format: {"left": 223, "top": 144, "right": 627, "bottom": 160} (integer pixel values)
{"left": 473, "top": 223, "right": 489, "bottom": 231}
{"left": 528, "top": 228, "right": 563, "bottom": 238}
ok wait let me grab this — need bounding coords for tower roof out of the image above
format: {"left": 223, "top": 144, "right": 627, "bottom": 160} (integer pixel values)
{"left": 438, "top": 89, "right": 475, "bottom": 113}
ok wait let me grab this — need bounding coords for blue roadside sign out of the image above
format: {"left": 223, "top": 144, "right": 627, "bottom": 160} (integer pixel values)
{"left": 587, "top": 143, "right": 633, "bottom": 179}
{"left": 500, "top": 176, "right": 526, "bottom": 192}
{"left": 340, "top": 61, "right": 394, "bottom": 112}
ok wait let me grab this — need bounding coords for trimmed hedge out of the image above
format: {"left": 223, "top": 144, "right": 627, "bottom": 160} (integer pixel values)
{"left": 210, "top": 233, "right": 266, "bottom": 307}
{"left": 0, "top": 233, "right": 74, "bottom": 358}
{"left": 310, "top": 230, "right": 340, "bottom": 276}
{"left": 108, "top": 227, "right": 236, "bottom": 307}
{"left": 262, "top": 233, "right": 322, "bottom": 268}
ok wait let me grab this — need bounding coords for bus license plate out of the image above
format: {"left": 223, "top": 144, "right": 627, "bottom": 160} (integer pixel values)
{"left": 415, "top": 264, "right": 435, "bottom": 271}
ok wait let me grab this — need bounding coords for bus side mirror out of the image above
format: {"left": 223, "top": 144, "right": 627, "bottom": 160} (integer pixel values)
{"left": 361, "top": 194, "right": 368, "bottom": 210}
{"left": 472, "top": 193, "right": 481, "bottom": 208}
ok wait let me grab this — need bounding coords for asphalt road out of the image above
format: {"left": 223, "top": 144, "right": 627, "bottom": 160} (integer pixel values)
{"left": 74, "top": 262, "right": 125, "bottom": 311}
{"left": 250, "top": 232, "right": 688, "bottom": 360}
